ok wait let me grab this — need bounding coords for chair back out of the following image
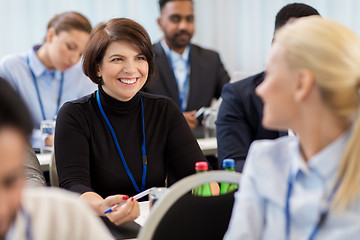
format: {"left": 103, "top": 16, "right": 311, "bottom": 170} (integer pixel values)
{"left": 138, "top": 171, "right": 241, "bottom": 240}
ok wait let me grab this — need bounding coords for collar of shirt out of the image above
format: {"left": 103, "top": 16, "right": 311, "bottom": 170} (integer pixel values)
{"left": 291, "top": 128, "right": 351, "bottom": 189}
{"left": 28, "top": 47, "right": 62, "bottom": 81}
{"left": 160, "top": 39, "right": 190, "bottom": 64}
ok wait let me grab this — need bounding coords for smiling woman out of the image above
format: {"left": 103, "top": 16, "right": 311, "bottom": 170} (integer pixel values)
{"left": 0, "top": 11, "right": 97, "bottom": 150}
{"left": 55, "top": 18, "right": 208, "bottom": 231}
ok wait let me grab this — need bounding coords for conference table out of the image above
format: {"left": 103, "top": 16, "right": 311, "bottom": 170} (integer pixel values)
{"left": 37, "top": 137, "right": 218, "bottom": 172}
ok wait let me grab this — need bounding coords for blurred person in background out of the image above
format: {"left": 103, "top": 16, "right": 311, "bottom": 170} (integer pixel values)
{"left": 216, "top": 3, "right": 320, "bottom": 172}
{"left": 0, "top": 11, "right": 97, "bottom": 151}
{"left": 143, "top": 0, "right": 230, "bottom": 137}
{"left": 0, "top": 77, "right": 112, "bottom": 240}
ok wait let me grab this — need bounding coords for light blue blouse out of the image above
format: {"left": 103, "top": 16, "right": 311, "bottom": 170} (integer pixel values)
{"left": 224, "top": 130, "right": 360, "bottom": 239}
{"left": 0, "top": 47, "right": 97, "bottom": 148}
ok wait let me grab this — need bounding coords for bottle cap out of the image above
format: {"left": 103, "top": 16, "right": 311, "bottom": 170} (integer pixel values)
{"left": 195, "top": 161, "right": 208, "bottom": 171}
{"left": 222, "top": 159, "right": 235, "bottom": 168}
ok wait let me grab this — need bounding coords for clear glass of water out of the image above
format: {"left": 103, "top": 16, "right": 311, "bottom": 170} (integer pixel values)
{"left": 40, "top": 120, "right": 56, "bottom": 153}
{"left": 149, "top": 187, "right": 169, "bottom": 209}
{"left": 202, "top": 109, "right": 217, "bottom": 138}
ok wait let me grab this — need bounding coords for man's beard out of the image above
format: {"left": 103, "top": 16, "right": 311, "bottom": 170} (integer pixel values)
{"left": 166, "top": 30, "right": 192, "bottom": 49}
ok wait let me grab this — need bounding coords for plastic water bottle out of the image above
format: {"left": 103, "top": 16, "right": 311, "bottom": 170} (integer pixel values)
{"left": 220, "top": 159, "right": 238, "bottom": 194}
{"left": 193, "top": 161, "right": 212, "bottom": 196}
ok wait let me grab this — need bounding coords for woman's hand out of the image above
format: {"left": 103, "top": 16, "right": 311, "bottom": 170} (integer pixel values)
{"left": 102, "top": 195, "right": 140, "bottom": 226}
{"left": 80, "top": 192, "right": 140, "bottom": 226}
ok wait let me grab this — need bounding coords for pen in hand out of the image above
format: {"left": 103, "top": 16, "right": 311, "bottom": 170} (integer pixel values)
{"left": 104, "top": 187, "right": 155, "bottom": 214}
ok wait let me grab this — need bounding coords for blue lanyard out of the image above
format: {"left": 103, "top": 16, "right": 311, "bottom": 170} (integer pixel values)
{"left": 96, "top": 91, "right": 147, "bottom": 193}
{"left": 27, "top": 55, "right": 64, "bottom": 121}
{"left": 166, "top": 47, "right": 191, "bottom": 112}
{"left": 285, "top": 171, "right": 340, "bottom": 240}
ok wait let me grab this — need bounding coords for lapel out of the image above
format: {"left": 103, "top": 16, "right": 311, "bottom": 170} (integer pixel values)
{"left": 154, "top": 42, "right": 181, "bottom": 105}
{"left": 187, "top": 44, "right": 202, "bottom": 111}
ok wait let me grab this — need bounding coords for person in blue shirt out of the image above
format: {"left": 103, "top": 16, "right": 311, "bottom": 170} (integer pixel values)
{"left": 142, "top": 0, "right": 230, "bottom": 136}
{"left": 0, "top": 11, "right": 97, "bottom": 150}
{"left": 225, "top": 17, "right": 360, "bottom": 239}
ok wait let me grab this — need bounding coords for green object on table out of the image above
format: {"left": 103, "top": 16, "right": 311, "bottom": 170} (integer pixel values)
{"left": 220, "top": 159, "right": 238, "bottom": 194}
{"left": 193, "top": 161, "right": 212, "bottom": 196}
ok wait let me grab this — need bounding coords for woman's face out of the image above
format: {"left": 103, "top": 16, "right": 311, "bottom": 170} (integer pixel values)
{"left": 97, "top": 41, "right": 149, "bottom": 102}
{"left": 47, "top": 29, "right": 89, "bottom": 72}
{"left": 256, "top": 42, "right": 299, "bottom": 130}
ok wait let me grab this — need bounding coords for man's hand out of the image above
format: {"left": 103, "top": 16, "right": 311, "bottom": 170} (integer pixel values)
{"left": 183, "top": 110, "right": 199, "bottom": 130}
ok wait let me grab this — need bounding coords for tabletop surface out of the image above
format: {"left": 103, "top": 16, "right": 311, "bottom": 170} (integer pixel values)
{"left": 36, "top": 137, "right": 218, "bottom": 169}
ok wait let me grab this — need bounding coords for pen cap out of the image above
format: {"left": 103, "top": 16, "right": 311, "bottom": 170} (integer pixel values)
{"left": 195, "top": 161, "right": 208, "bottom": 171}
{"left": 222, "top": 159, "right": 235, "bottom": 168}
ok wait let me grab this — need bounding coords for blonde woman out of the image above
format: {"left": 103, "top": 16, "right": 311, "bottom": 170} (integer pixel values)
{"left": 225, "top": 16, "right": 360, "bottom": 239}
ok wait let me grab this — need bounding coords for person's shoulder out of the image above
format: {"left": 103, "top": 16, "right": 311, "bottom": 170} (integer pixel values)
{"left": 231, "top": 71, "right": 265, "bottom": 89}
{"left": 23, "top": 187, "right": 84, "bottom": 214}
{"left": 221, "top": 71, "right": 264, "bottom": 99}
{"left": 0, "top": 52, "right": 26, "bottom": 67}
{"left": 190, "top": 43, "right": 220, "bottom": 57}
{"left": 58, "top": 93, "right": 95, "bottom": 117}
{"left": 140, "top": 91, "right": 174, "bottom": 104}
{"left": 69, "top": 92, "right": 94, "bottom": 104}
{"left": 24, "top": 187, "right": 80, "bottom": 202}
{"left": 152, "top": 42, "right": 163, "bottom": 53}
{"left": 152, "top": 41, "right": 161, "bottom": 48}
{"left": 23, "top": 187, "right": 113, "bottom": 239}
{"left": 247, "top": 136, "right": 297, "bottom": 169}
{"left": 140, "top": 91, "right": 180, "bottom": 113}
{"left": 65, "top": 62, "right": 87, "bottom": 77}
{"left": 250, "top": 136, "right": 297, "bottom": 153}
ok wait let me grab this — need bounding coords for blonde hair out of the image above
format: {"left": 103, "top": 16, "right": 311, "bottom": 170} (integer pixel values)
{"left": 275, "top": 16, "right": 360, "bottom": 211}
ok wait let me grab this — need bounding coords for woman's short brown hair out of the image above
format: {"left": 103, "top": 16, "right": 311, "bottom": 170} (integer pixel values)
{"left": 82, "top": 18, "right": 154, "bottom": 86}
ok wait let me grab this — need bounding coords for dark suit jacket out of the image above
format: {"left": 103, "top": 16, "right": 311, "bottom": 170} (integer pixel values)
{"left": 216, "top": 72, "right": 285, "bottom": 172}
{"left": 143, "top": 42, "right": 230, "bottom": 112}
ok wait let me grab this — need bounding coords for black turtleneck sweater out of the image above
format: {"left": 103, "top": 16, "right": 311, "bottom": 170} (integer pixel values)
{"left": 55, "top": 86, "right": 206, "bottom": 198}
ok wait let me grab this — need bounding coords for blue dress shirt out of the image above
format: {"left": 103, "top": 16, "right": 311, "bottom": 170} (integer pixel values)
{"left": 224, "top": 130, "right": 360, "bottom": 239}
{"left": 161, "top": 40, "right": 190, "bottom": 111}
{"left": 0, "top": 47, "right": 97, "bottom": 148}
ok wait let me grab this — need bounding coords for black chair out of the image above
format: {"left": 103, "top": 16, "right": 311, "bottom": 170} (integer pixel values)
{"left": 138, "top": 171, "right": 241, "bottom": 240}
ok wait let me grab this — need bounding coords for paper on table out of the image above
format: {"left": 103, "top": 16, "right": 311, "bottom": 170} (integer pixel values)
{"left": 134, "top": 201, "right": 150, "bottom": 226}
{"left": 197, "top": 137, "right": 217, "bottom": 149}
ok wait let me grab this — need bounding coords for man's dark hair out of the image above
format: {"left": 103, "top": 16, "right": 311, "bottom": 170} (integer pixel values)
{"left": 275, "top": 3, "right": 320, "bottom": 31}
{"left": 159, "top": 0, "right": 193, "bottom": 11}
{"left": 0, "top": 77, "right": 33, "bottom": 137}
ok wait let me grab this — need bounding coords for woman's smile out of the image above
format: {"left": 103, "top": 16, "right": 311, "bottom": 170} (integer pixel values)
{"left": 118, "top": 77, "right": 139, "bottom": 85}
